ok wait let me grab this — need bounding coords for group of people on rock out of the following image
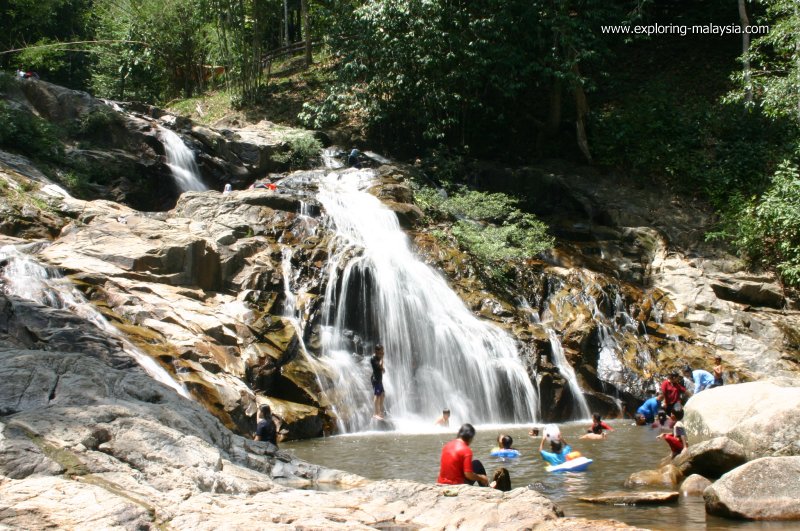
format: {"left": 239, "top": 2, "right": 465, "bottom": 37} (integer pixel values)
{"left": 632, "top": 356, "right": 725, "bottom": 457}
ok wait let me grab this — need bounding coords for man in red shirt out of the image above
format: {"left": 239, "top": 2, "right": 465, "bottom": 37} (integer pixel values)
{"left": 661, "top": 370, "right": 686, "bottom": 415}
{"left": 437, "top": 424, "right": 488, "bottom": 486}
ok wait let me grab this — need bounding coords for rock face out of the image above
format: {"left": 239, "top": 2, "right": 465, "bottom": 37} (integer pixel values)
{"left": 672, "top": 437, "right": 748, "bottom": 478}
{"left": 684, "top": 382, "right": 800, "bottom": 459}
{"left": 704, "top": 457, "right": 800, "bottom": 520}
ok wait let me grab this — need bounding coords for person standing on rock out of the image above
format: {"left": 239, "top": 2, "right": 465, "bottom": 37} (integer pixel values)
{"left": 711, "top": 355, "right": 724, "bottom": 388}
{"left": 660, "top": 370, "right": 686, "bottom": 415}
{"left": 437, "top": 423, "right": 489, "bottom": 486}
{"left": 371, "top": 344, "right": 386, "bottom": 420}
{"left": 683, "top": 365, "right": 715, "bottom": 395}
{"left": 254, "top": 404, "right": 277, "bottom": 446}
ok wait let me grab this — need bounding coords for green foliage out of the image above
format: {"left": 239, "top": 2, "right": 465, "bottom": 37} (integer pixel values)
{"left": 0, "top": 0, "right": 94, "bottom": 89}
{"left": 270, "top": 132, "right": 322, "bottom": 169}
{"left": 91, "top": 0, "right": 215, "bottom": 102}
{"left": 736, "top": 162, "right": 800, "bottom": 286}
{"left": 726, "top": 0, "right": 800, "bottom": 120}
{"left": 415, "top": 185, "right": 554, "bottom": 265}
{"left": 78, "top": 108, "right": 123, "bottom": 140}
{"left": 306, "top": 0, "right": 640, "bottom": 152}
{"left": 0, "top": 101, "right": 64, "bottom": 162}
{"left": 60, "top": 171, "right": 93, "bottom": 198}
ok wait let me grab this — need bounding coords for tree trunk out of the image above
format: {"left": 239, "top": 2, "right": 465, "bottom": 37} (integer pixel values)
{"left": 546, "top": 79, "right": 562, "bottom": 137}
{"left": 572, "top": 63, "right": 592, "bottom": 164}
{"left": 302, "top": 0, "right": 312, "bottom": 68}
{"left": 283, "top": 0, "right": 290, "bottom": 46}
{"left": 738, "top": 0, "right": 752, "bottom": 105}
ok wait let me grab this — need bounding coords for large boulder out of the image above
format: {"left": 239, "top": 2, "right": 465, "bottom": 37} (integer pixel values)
{"left": 672, "top": 437, "right": 748, "bottom": 478}
{"left": 679, "top": 474, "right": 711, "bottom": 496}
{"left": 684, "top": 381, "right": 800, "bottom": 459}
{"left": 704, "top": 457, "right": 800, "bottom": 520}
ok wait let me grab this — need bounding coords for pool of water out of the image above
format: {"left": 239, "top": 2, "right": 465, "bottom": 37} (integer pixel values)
{"left": 284, "top": 421, "right": 794, "bottom": 530}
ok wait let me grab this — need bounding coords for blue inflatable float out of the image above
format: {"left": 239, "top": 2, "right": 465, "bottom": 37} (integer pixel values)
{"left": 545, "top": 456, "right": 593, "bottom": 473}
{"left": 490, "top": 448, "right": 521, "bottom": 458}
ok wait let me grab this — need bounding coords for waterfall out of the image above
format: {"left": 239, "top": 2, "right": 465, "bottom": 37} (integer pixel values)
{"left": 546, "top": 328, "right": 591, "bottom": 419}
{"left": 315, "top": 169, "right": 539, "bottom": 432}
{"left": 159, "top": 127, "right": 207, "bottom": 193}
{"left": 0, "top": 245, "right": 191, "bottom": 399}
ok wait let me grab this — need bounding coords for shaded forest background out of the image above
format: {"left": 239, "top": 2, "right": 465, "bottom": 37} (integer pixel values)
{"left": 1, "top": 0, "right": 799, "bottom": 289}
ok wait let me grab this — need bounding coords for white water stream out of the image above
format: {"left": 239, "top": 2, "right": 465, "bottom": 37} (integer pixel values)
{"left": 314, "top": 169, "right": 539, "bottom": 432}
{"left": 0, "top": 245, "right": 191, "bottom": 399}
{"left": 546, "top": 328, "right": 591, "bottom": 419}
{"left": 159, "top": 127, "right": 207, "bottom": 193}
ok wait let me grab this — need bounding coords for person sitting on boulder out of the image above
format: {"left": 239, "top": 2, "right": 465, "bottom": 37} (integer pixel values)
{"left": 581, "top": 412, "right": 614, "bottom": 439}
{"left": 660, "top": 370, "right": 686, "bottom": 415}
{"left": 657, "top": 409, "right": 688, "bottom": 458}
{"left": 437, "top": 423, "right": 489, "bottom": 486}
{"left": 253, "top": 403, "right": 277, "bottom": 446}
{"left": 683, "top": 365, "right": 715, "bottom": 395}
{"left": 490, "top": 467, "right": 511, "bottom": 491}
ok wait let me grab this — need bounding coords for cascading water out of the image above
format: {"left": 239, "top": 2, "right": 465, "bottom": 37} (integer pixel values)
{"left": 0, "top": 245, "right": 191, "bottom": 399}
{"left": 546, "top": 328, "right": 591, "bottom": 419}
{"left": 315, "top": 169, "right": 539, "bottom": 432}
{"left": 159, "top": 127, "right": 207, "bottom": 193}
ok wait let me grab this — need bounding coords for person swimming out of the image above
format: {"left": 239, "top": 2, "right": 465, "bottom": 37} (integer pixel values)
{"left": 580, "top": 413, "right": 613, "bottom": 439}
{"left": 539, "top": 430, "right": 572, "bottom": 465}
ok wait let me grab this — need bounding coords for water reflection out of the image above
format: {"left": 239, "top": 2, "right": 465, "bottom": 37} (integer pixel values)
{"left": 284, "top": 422, "right": 795, "bottom": 530}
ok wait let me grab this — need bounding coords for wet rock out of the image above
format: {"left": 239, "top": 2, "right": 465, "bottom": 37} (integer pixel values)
{"left": 672, "top": 437, "right": 747, "bottom": 478}
{"left": 579, "top": 491, "right": 679, "bottom": 505}
{"left": 704, "top": 457, "right": 800, "bottom": 520}
{"left": 685, "top": 381, "right": 800, "bottom": 458}
{"left": 710, "top": 278, "right": 785, "bottom": 309}
{"left": 624, "top": 464, "right": 683, "bottom": 488}
{"left": 679, "top": 474, "right": 712, "bottom": 496}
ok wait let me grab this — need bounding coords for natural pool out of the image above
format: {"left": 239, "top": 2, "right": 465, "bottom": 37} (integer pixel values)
{"left": 284, "top": 421, "right": 794, "bottom": 530}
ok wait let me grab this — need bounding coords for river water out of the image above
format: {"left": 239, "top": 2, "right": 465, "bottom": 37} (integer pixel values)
{"left": 285, "top": 421, "right": 792, "bottom": 530}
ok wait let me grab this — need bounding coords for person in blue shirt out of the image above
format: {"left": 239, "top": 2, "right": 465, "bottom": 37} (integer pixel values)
{"left": 539, "top": 433, "right": 572, "bottom": 465}
{"left": 683, "top": 365, "right": 715, "bottom": 395}
{"left": 635, "top": 391, "right": 662, "bottom": 424}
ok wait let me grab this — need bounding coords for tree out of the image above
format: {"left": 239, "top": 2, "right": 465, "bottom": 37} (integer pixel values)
{"left": 730, "top": 0, "right": 800, "bottom": 120}
{"left": 303, "top": 0, "right": 643, "bottom": 158}
{"left": 92, "top": 0, "right": 213, "bottom": 101}
{"left": 1, "top": 0, "right": 95, "bottom": 90}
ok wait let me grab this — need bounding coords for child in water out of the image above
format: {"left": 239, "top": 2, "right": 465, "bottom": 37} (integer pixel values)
{"left": 657, "top": 409, "right": 688, "bottom": 458}
{"left": 539, "top": 432, "right": 572, "bottom": 465}
{"left": 580, "top": 413, "right": 614, "bottom": 439}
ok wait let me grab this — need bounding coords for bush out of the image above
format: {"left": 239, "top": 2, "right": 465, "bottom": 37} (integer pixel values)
{"left": 79, "top": 108, "right": 123, "bottom": 140}
{"left": 414, "top": 185, "right": 554, "bottom": 266}
{"left": 738, "top": 161, "right": 800, "bottom": 287}
{"left": 270, "top": 132, "right": 322, "bottom": 169}
{"left": 0, "top": 100, "right": 63, "bottom": 162}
